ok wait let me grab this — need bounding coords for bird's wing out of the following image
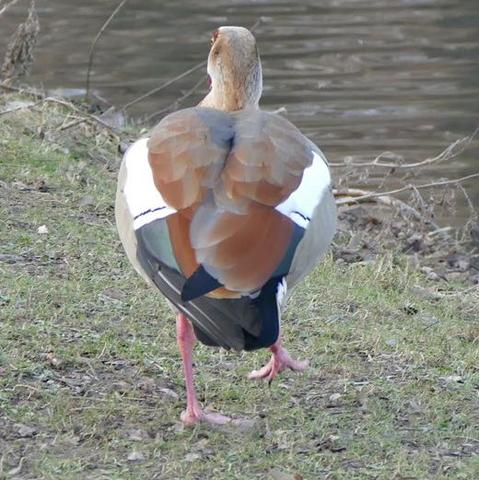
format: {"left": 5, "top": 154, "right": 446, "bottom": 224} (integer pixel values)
{"left": 187, "top": 109, "right": 317, "bottom": 294}
{"left": 147, "top": 107, "right": 234, "bottom": 211}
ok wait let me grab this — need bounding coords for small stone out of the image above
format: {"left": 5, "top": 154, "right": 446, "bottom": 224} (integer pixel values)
{"left": 127, "top": 451, "right": 145, "bottom": 462}
{"left": 17, "top": 424, "right": 37, "bottom": 438}
{"left": 127, "top": 429, "right": 148, "bottom": 442}
{"left": 138, "top": 377, "right": 155, "bottom": 393}
{"left": 45, "top": 352, "right": 62, "bottom": 367}
{"left": 426, "top": 271, "right": 440, "bottom": 281}
{"left": 101, "top": 288, "right": 125, "bottom": 301}
{"left": 78, "top": 195, "right": 95, "bottom": 207}
{"left": 37, "top": 225, "right": 49, "bottom": 234}
{"left": 230, "top": 417, "right": 257, "bottom": 433}
{"left": 185, "top": 452, "right": 201, "bottom": 462}
{"left": 329, "top": 393, "right": 342, "bottom": 402}
{"left": 111, "top": 380, "right": 130, "bottom": 393}
{"left": 159, "top": 387, "right": 179, "bottom": 401}
{"left": 443, "top": 375, "right": 463, "bottom": 384}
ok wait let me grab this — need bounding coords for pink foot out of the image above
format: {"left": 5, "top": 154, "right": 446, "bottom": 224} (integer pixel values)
{"left": 248, "top": 344, "right": 308, "bottom": 383}
{"left": 181, "top": 404, "right": 232, "bottom": 427}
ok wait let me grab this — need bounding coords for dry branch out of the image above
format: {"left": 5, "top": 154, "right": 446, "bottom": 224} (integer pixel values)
{"left": 335, "top": 173, "right": 479, "bottom": 205}
{"left": 145, "top": 76, "right": 205, "bottom": 122}
{"left": 43, "top": 97, "right": 121, "bottom": 136}
{"left": 85, "top": 0, "right": 128, "bottom": 102}
{"left": 0, "top": 93, "right": 121, "bottom": 137}
{"left": 0, "top": 97, "right": 42, "bottom": 116}
{"left": 329, "top": 127, "right": 478, "bottom": 170}
{"left": 334, "top": 187, "right": 443, "bottom": 231}
{"left": 0, "top": 81, "right": 44, "bottom": 98}
{"left": 0, "top": 0, "right": 20, "bottom": 17}
{"left": 122, "top": 62, "right": 206, "bottom": 111}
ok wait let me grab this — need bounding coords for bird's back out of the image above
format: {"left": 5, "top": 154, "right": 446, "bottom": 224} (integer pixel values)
{"left": 115, "top": 106, "right": 336, "bottom": 351}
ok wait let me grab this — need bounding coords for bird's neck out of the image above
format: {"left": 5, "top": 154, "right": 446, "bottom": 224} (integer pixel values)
{"left": 200, "top": 63, "right": 263, "bottom": 112}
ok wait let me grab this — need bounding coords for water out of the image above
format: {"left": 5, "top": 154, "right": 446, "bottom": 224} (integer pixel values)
{"left": 1, "top": 0, "right": 478, "bottom": 220}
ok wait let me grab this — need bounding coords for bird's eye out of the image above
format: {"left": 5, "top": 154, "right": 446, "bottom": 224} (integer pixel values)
{"left": 210, "top": 30, "right": 219, "bottom": 46}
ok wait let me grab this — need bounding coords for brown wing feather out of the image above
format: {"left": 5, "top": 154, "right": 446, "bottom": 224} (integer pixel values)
{"left": 219, "top": 111, "right": 313, "bottom": 207}
{"left": 192, "top": 202, "right": 294, "bottom": 291}
{"left": 147, "top": 107, "right": 315, "bottom": 294}
{"left": 148, "top": 108, "right": 233, "bottom": 210}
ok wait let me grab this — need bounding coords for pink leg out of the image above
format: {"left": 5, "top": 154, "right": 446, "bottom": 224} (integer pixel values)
{"left": 248, "top": 335, "right": 308, "bottom": 383}
{"left": 176, "top": 313, "right": 231, "bottom": 426}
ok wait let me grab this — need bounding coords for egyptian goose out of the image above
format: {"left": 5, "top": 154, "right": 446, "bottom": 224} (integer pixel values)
{"left": 115, "top": 26, "right": 336, "bottom": 426}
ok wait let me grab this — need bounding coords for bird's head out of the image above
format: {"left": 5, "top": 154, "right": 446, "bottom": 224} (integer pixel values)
{"left": 204, "top": 26, "right": 262, "bottom": 111}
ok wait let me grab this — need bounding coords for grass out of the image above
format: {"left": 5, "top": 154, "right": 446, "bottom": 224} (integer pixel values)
{"left": 0, "top": 93, "right": 478, "bottom": 479}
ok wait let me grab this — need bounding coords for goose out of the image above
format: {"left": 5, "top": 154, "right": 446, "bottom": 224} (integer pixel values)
{"left": 115, "top": 26, "right": 336, "bottom": 426}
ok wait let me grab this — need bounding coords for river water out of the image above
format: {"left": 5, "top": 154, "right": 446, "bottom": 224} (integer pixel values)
{"left": 1, "top": 0, "right": 478, "bottom": 220}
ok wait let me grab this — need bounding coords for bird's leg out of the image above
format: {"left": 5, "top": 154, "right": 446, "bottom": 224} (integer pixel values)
{"left": 248, "top": 334, "right": 308, "bottom": 383}
{"left": 176, "top": 313, "right": 231, "bottom": 426}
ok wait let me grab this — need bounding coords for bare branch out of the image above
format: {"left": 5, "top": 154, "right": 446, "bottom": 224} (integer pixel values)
{"left": 0, "top": 81, "right": 44, "bottom": 97}
{"left": 0, "top": 98, "right": 42, "bottom": 116}
{"left": 333, "top": 186, "right": 443, "bottom": 231}
{"left": 122, "top": 61, "right": 206, "bottom": 111}
{"left": 0, "top": 0, "right": 20, "bottom": 17}
{"left": 43, "top": 97, "right": 120, "bottom": 135}
{"left": 250, "top": 17, "right": 266, "bottom": 33}
{"left": 330, "top": 127, "right": 479, "bottom": 170}
{"left": 335, "top": 173, "right": 479, "bottom": 205}
{"left": 144, "top": 77, "right": 205, "bottom": 122}
{"left": 85, "top": 0, "right": 128, "bottom": 102}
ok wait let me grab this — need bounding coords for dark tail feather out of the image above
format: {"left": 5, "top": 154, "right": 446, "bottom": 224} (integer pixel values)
{"left": 181, "top": 265, "right": 222, "bottom": 301}
{"left": 243, "top": 277, "right": 281, "bottom": 351}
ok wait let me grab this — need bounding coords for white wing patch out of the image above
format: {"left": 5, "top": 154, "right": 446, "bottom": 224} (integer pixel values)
{"left": 276, "top": 150, "right": 331, "bottom": 228}
{"left": 123, "top": 138, "right": 176, "bottom": 230}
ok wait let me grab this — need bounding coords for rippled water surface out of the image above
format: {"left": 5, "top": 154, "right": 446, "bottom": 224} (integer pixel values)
{"left": 1, "top": 0, "right": 478, "bottom": 218}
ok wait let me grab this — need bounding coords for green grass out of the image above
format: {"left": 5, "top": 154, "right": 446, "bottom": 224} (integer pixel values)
{"left": 0, "top": 94, "right": 478, "bottom": 479}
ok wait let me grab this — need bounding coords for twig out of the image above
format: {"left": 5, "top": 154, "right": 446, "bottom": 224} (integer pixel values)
{"left": 0, "top": 97, "right": 42, "bottom": 115}
{"left": 0, "top": 0, "right": 19, "bottom": 17}
{"left": 250, "top": 17, "right": 265, "bottom": 33}
{"left": 335, "top": 173, "right": 479, "bottom": 204}
{"left": 122, "top": 17, "right": 265, "bottom": 112}
{"left": 85, "top": 0, "right": 128, "bottom": 102}
{"left": 144, "top": 76, "right": 205, "bottom": 122}
{"left": 329, "top": 128, "right": 479, "bottom": 169}
{"left": 334, "top": 187, "right": 443, "bottom": 231}
{"left": 122, "top": 61, "right": 206, "bottom": 111}
{"left": 43, "top": 97, "right": 120, "bottom": 136}
{"left": 0, "top": 81, "right": 44, "bottom": 98}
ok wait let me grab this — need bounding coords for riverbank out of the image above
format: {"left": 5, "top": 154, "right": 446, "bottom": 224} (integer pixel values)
{"left": 1, "top": 91, "right": 478, "bottom": 479}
